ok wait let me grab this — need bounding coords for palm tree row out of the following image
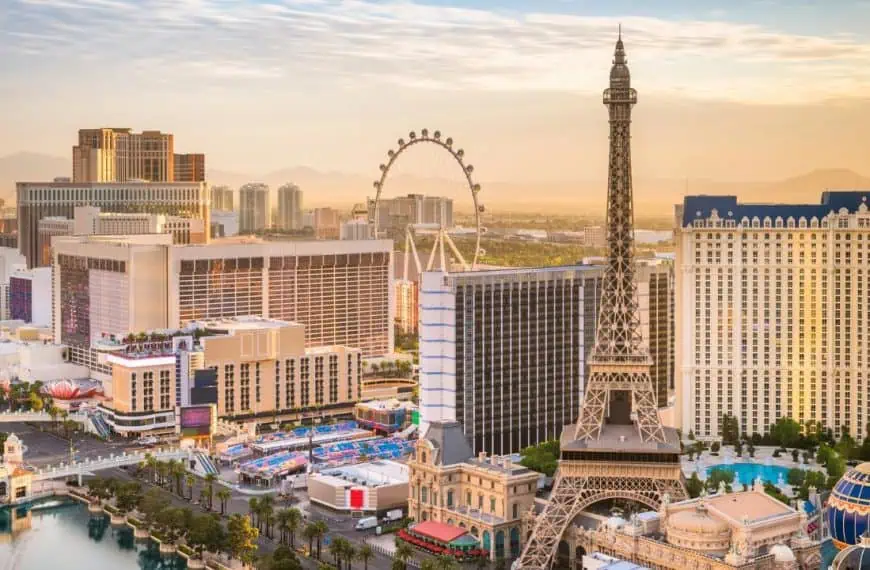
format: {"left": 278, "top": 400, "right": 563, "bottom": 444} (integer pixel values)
{"left": 138, "top": 454, "right": 224, "bottom": 512}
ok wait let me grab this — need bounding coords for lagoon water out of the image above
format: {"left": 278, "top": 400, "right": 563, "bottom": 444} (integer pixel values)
{"left": 0, "top": 499, "right": 186, "bottom": 570}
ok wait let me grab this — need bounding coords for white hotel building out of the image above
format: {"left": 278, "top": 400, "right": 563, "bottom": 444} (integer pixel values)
{"left": 675, "top": 192, "right": 870, "bottom": 441}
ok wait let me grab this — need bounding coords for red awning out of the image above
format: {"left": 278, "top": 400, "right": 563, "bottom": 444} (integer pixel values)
{"left": 410, "top": 521, "right": 468, "bottom": 544}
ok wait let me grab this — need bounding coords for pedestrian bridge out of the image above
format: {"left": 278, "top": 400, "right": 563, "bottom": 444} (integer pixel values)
{"left": 32, "top": 447, "right": 190, "bottom": 481}
{"left": 0, "top": 410, "right": 89, "bottom": 424}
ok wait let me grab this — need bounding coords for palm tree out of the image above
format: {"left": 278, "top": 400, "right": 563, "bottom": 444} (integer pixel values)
{"left": 329, "top": 537, "right": 345, "bottom": 568}
{"left": 259, "top": 495, "right": 276, "bottom": 538}
{"left": 313, "top": 520, "right": 329, "bottom": 560}
{"left": 284, "top": 507, "right": 302, "bottom": 547}
{"left": 394, "top": 541, "right": 415, "bottom": 570}
{"left": 141, "top": 453, "right": 157, "bottom": 483}
{"left": 170, "top": 460, "right": 185, "bottom": 496}
{"left": 344, "top": 542, "right": 357, "bottom": 570}
{"left": 204, "top": 473, "right": 217, "bottom": 511}
{"left": 303, "top": 523, "right": 319, "bottom": 557}
{"left": 157, "top": 461, "right": 170, "bottom": 488}
{"left": 217, "top": 488, "right": 232, "bottom": 516}
{"left": 48, "top": 405, "right": 61, "bottom": 432}
{"left": 185, "top": 473, "right": 196, "bottom": 500}
{"left": 434, "top": 555, "right": 458, "bottom": 570}
{"left": 357, "top": 544, "right": 374, "bottom": 570}
{"left": 248, "top": 497, "right": 261, "bottom": 527}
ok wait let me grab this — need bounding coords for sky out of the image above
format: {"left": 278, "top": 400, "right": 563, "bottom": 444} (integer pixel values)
{"left": 3, "top": 0, "right": 870, "bottom": 185}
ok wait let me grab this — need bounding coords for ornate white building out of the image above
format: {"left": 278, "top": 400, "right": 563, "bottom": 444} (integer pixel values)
{"left": 527, "top": 482, "right": 821, "bottom": 570}
{"left": 675, "top": 192, "right": 870, "bottom": 439}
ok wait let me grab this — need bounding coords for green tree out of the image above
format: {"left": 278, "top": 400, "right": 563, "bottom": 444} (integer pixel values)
{"left": 169, "top": 459, "right": 186, "bottom": 496}
{"left": 312, "top": 520, "right": 329, "bottom": 560}
{"left": 217, "top": 488, "right": 232, "bottom": 516}
{"left": 185, "top": 473, "right": 196, "bottom": 501}
{"left": 685, "top": 473, "right": 704, "bottom": 498}
{"left": 204, "top": 473, "right": 217, "bottom": 511}
{"left": 277, "top": 508, "right": 303, "bottom": 547}
{"left": 139, "top": 487, "right": 170, "bottom": 529}
{"left": 770, "top": 417, "right": 802, "bottom": 448}
{"left": 227, "top": 513, "right": 259, "bottom": 564}
{"left": 518, "top": 440, "right": 560, "bottom": 477}
{"left": 303, "top": 523, "right": 319, "bottom": 557}
{"left": 710, "top": 442, "right": 721, "bottom": 454}
{"left": 394, "top": 541, "right": 415, "bottom": 570}
{"left": 705, "top": 467, "right": 735, "bottom": 493}
{"left": 720, "top": 414, "right": 740, "bottom": 445}
{"left": 787, "top": 468, "right": 806, "bottom": 488}
{"left": 115, "top": 481, "right": 142, "bottom": 514}
{"left": 260, "top": 546, "right": 304, "bottom": 570}
{"left": 188, "top": 514, "right": 227, "bottom": 558}
{"left": 357, "top": 544, "right": 374, "bottom": 570}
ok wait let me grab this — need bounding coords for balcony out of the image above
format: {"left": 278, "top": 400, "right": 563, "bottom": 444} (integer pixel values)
{"left": 603, "top": 88, "right": 637, "bottom": 105}
{"left": 443, "top": 504, "right": 505, "bottom": 525}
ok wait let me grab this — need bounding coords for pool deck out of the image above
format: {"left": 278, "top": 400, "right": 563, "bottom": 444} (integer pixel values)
{"left": 680, "top": 445, "right": 825, "bottom": 497}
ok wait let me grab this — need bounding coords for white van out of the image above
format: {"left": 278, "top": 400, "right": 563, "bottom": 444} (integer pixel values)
{"left": 355, "top": 516, "right": 378, "bottom": 531}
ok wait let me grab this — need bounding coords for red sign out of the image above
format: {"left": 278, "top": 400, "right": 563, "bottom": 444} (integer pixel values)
{"left": 350, "top": 489, "right": 364, "bottom": 509}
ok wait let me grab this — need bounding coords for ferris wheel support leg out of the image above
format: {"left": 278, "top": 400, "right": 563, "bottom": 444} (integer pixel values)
{"left": 426, "top": 232, "right": 440, "bottom": 272}
{"left": 444, "top": 232, "right": 469, "bottom": 272}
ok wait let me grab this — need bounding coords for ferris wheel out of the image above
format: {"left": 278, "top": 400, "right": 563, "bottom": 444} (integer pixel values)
{"left": 369, "top": 129, "right": 485, "bottom": 273}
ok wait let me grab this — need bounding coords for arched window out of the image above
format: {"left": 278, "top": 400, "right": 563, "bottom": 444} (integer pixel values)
{"left": 495, "top": 531, "right": 505, "bottom": 559}
{"left": 510, "top": 528, "right": 521, "bottom": 557}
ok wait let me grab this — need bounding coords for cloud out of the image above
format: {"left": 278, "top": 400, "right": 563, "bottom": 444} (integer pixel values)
{"left": 3, "top": 0, "right": 870, "bottom": 102}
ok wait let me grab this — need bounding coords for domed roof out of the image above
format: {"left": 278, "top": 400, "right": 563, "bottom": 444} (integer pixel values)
{"left": 669, "top": 505, "right": 730, "bottom": 536}
{"left": 832, "top": 535, "right": 870, "bottom": 570}
{"left": 770, "top": 544, "right": 795, "bottom": 563}
{"left": 827, "top": 463, "right": 870, "bottom": 549}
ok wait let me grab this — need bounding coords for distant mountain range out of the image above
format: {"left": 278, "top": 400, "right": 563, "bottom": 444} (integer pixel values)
{"left": 2, "top": 151, "right": 869, "bottom": 217}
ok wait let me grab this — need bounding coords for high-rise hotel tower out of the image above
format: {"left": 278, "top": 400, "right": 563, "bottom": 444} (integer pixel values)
{"left": 676, "top": 192, "right": 870, "bottom": 440}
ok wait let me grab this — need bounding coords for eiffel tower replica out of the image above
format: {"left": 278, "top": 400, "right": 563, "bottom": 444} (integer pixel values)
{"left": 515, "top": 30, "right": 687, "bottom": 570}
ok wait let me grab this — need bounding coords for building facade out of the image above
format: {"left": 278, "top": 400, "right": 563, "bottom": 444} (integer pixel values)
{"left": 36, "top": 206, "right": 206, "bottom": 264}
{"left": 407, "top": 420, "right": 539, "bottom": 560}
{"left": 16, "top": 180, "right": 209, "bottom": 267}
{"left": 340, "top": 220, "right": 371, "bottom": 241}
{"left": 394, "top": 279, "right": 419, "bottom": 334}
{"left": 675, "top": 192, "right": 870, "bottom": 440}
{"left": 540, "top": 483, "right": 820, "bottom": 570}
{"left": 370, "top": 194, "right": 454, "bottom": 233}
{"left": 239, "top": 183, "right": 271, "bottom": 233}
{"left": 73, "top": 128, "right": 175, "bottom": 183}
{"left": 277, "top": 183, "right": 303, "bottom": 231}
{"left": 419, "top": 262, "right": 673, "bottom": 455}
{"left": 51, "top": 235, "right": 393, "bottom": 376}
{"left": 173, "top": 153, "right": 206, "bottom": 182}
{"left": 314, "top": 208, "right": 341, "bottom": 240}
{"left": 210, "top": 185, "right": 234, "bottom": 212}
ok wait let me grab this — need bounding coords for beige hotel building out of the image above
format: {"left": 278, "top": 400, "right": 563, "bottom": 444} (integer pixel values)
{"left": 676, "top": 192, "right": 870, "bottom": 440}
{"left": 51, "top": 234, "right": 393, "bottom": 378}
{"left": 100, "top": 317, "right": 362, "bottom": 434}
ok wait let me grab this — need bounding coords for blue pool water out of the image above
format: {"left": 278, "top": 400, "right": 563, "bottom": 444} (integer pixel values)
{"left": 705, "top": 462, "right": 795, "bottom": 486}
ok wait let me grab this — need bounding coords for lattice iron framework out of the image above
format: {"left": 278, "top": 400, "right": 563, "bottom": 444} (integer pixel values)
{"left": 572, "top": 27, "right": 666, "bottom": 445}
{"left": 514, "top": 30, "right": 688, "bottom": 570}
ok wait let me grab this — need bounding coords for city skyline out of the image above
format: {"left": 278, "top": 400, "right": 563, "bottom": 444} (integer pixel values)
{"left": 3, "top": 1, "right": 870, "bottom": 187}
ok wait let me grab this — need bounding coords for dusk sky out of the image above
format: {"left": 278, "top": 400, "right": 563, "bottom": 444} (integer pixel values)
{"left": 3, "top": 0, "right": 870, "bottom": 185}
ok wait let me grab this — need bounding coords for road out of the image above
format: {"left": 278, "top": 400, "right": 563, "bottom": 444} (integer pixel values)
{"left": 4, "top": 421, "right": 142, "bottom": 468}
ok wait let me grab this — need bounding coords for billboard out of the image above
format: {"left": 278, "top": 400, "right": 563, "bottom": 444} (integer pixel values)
{"left": 180, "top": 405, "right": 214, "bottom": 438}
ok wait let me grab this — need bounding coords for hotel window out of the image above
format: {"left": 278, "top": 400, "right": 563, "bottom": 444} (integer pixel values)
{"left": 143, "top": 372, "right": 154, "bottom": 411}
{"left": 131, "top": 373, "right": 137, "bottom": 412}
{"left": 240, "top": 364, "right": 251, "bottom": 411}
{"left": 159, "top": 370, "right": 171, "bottom": 410}
{"left": 224, "top": 364, "right": 236, "bottom": 413}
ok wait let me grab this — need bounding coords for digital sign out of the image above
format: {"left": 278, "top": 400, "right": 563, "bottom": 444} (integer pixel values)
{"left": 180, "top": 405, "right": 213, "bottom": 437}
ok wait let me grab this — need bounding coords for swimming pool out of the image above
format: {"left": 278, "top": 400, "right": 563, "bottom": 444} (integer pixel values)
{"left": 705, "top": 462, "right": 796, "bottom": 486}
